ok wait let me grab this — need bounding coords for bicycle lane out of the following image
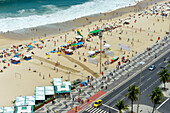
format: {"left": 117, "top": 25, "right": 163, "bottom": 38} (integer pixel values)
{"left": 67, "top": 90, "right": 106, "bottom": 113}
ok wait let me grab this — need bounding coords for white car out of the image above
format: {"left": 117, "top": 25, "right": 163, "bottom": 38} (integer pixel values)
{"left": 149, "top": 65, "right": 156, "bottom": 71}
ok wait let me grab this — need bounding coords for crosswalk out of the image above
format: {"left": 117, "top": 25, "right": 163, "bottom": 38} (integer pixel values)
{"left": 84, "top": 106, "right": 109, "bottom": 113}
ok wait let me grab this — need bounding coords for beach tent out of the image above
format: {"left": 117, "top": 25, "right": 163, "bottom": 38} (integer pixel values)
{"left": 77, "top": 42, "right": 84, "bottom": 46}
{"left": 89, "top": 29, "right": 102, "bottom": 34}
{"left": 53, "top": 78, "right": 63, "bottom": 86}
{"left": 28, "top": 45, "right": 33, "bottom": 50}
{"left": 35, "top": 87, "right": 45, "bottom": 101}
{"left": 75, "top": 36, "right": 83, "bottom": 39}
{"left": 71, "top": 43, "right": 78, "bottom": 47}
{"left": 55, "top": 85, "right": 71, "bottom": 94}
{"left": 23, "top": 54, "right": 32, "bottom": 60}
{"left": 63, "top": 81, "right": 71, "bottom": 86}
{"left": 45, "top": 86, "right": 55, "bottom": 95}
{"left": 15, "top": 106, "right": 33, "bottom": 113}
{"left": 15, "top": 96, "right": 35, "bottom": 106}
{"left": 0, "top": 107, "right": 14, "bottom": 113}
{"left": 11, "top": 57, "right": 20, "bottom": 64}
{"left": 104, "top": 44, "right": 111, "bottom": 48}
{"left": 88, "top": 51, "right": 95, "bottom": 55}
{"left": 124, "top": 20, "right": 130, "bottom": 24}
{"left": 65, "top": 49, "right": 73, "bottom": 55}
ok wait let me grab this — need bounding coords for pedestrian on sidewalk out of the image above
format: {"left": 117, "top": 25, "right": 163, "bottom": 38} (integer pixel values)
{"left": 105, "top": 85, "right": 107, "bottom": 89}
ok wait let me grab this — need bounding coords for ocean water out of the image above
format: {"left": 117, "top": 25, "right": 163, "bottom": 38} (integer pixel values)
{"left": 0, "top": 0, "right": 140, "bottom": 32}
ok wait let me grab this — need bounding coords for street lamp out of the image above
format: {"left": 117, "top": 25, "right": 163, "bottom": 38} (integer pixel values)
{"left": 99, "top": 32, "right": 103, "bottom": 74}
{"left": 137, "top": 61, "right": 145, "bottom": 113}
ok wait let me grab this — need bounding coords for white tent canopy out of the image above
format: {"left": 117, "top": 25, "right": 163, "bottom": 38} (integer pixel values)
{"left": 65, "top": 49, "right": 73, "bottom": 53}
{"left": 45, "top": 86, "right": 54, "bottom": 95}
{"left": 104, "top": 44, "right": 111, "bottom": 48}
{"left": 75, "top": 36, "right": 83, "bottom": 39}
{"left": 0, "top": 107, "right": 14, "bottom": 113}
{"left": 88, "top": 51, "right": 95, "bottom": 55}
{"left": 63, "top": 81, "right": 71, "bottom": 86}
{"left": 124, "top": 20, "right": 130, "bottom": 23}
{"left": 24, "top": 54, "right": 32, "bottom": 57}
{"left": 15, "top": 96, "right": 35, "bottom": 106}
{"left": 53, "top": 78, "right": 63, "bottom": 86}
{"left": 17, "top": 106, "right": 32, "bottom": 113}
{"left": 12, "top": 57, "right": 20, "bottom": 61}
{"left": 35, "top": 87, "right": 45, "bottom": 101}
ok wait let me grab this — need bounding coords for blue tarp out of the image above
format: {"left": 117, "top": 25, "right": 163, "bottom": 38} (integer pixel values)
{"left": 28, "top": 45, "right": 33, "bottom": 49}
{"left": 77, "top": 42, "right": 84, "bottom": 46}
{"left": 14, "top": 55, "right": 19, "bottom": 58}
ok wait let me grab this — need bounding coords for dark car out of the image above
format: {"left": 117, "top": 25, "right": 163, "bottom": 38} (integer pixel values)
{"left": 149, "top": 65, "right": 156, "bottom": 71}
{"left": 160, "top": 66, "right": 166, "bottom": 69}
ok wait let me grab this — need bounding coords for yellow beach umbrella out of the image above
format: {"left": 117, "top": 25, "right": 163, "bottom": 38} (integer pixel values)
{"left": 58, "top": 52, "right": 61, "bottom": 54}
{"left": 47, "top": 55, "right": 50, "bottom": 58}
{"left": 41, "top": 39, "right": 43, "bottom": 41}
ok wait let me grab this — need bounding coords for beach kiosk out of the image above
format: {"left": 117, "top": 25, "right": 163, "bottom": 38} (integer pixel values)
{"left": 35, "top": 87, "right": 45, "bottom": 104}
{"left": 53, "top": 78, "right": 71, "bottom": 96}
{"left": 23, "top": 54, "right": 32, "bottom": 61}
{"left": 0, "top": 107, "right": 14, "bottom": 113}
{"left": 11, "top": 57, "right": 20, "bottom": 64}
{"left": 44, "top": 86, "right": 54, "bottom": 99}
{"left": 15, "top": 96, "right": 35, "bottom": 113}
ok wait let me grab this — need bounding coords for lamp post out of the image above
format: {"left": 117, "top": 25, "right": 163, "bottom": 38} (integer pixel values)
{"left": 99, "top": 32, "right": 103, "bottom": 74}
{"left": 137, "top": 61, "right": 145, "bottom": 113}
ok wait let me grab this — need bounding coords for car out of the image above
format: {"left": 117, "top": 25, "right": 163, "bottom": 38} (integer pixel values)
{"left": 149, "top": 65, "right": 156, "bottom": 71}
{"left": 93, "top": 100, "right": 103, "bottom": 108}
{"left": 72, "top": 79, "right": 82, "bottom": 85}
{"left": 160, "top": 66, "right": 166, "bottom": 69}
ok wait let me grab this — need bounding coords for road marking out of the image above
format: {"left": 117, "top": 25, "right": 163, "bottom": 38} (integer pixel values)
{"left": 102, "top": 104, "right": 119, "bottom": 111}
{"left": 158, "top": 62, "right": 162, "bottom": 66}
{"left": 105, "top": 82, "right": 135, "bottom": 105}
{"left": 147, "top": 77, "right": 151, "bottom": 81}
{"left": 157, "top": 98, "right": 169, "bottom": 110}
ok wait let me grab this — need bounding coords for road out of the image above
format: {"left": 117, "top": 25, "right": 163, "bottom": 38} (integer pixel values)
{"left": 82, "top": 52, "right": 170, "bottom": 113}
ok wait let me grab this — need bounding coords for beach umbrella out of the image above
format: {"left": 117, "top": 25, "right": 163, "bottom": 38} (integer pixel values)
{"left": 88, "top": 51, "right": 95, "bottom": 55}
{"left": 58, "top": 52, "right": 61, "bottom": 55}
{"left": 89, "top": 29, "right": 102, "bottom": 34}
{"left": 33, "top": 41, "right": 36, "bottom": 43}
{"left": 104, "top": 44, "right": 111, "bottom": 48}
{"left": 71, "top": 43, "right": 78, "bottom": 47}
{"left": 40, "top": 39, "right": 43, "bottom": 41}
{"left": 47, "top": 52, "right": 50, "bottom": 55}
{"left": 47, "top": 55, "right": 50, "bottom": 58}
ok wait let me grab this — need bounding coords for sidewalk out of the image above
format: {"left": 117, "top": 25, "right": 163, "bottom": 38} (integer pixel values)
{"left": 125, "top": 104, "right": 160, "bottom": 113}
{"left": 67, "top": 90, "right": 106, "bottom": 113}
{"left": 159, "top": 82, "right": 170, "bottom": 98}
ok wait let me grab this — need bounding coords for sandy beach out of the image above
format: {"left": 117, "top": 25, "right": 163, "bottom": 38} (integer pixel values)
{"left": 0, "top": 0, "right": 169, "bottom": 107}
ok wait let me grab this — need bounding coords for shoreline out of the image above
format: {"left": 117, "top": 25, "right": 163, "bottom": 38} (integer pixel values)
{"left": 0, "top": 0, "right": 165, "bottom": 41}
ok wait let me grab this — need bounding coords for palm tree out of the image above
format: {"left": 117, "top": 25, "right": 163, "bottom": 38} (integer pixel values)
{"left": 115, "top": 99, "right": 129, "bottom": 113}
{"left": 167, "top": 61, "right": 170, "bottom": 68}
{"left": 125, "top": 84, "right": 139, "bottom": 113}
{"left": 158, "top": 69, "right": 170, "bottom": 90}
{"left": 148, "top": 87, "right": 163, "bottom": 113}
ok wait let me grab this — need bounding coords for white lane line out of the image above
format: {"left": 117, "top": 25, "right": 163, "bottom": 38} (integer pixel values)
{"left": 157, "top": 98, "right": 169, "bottom": 110}
{"left": 102, "top": 104, "right": 119, "bottom": 111}
{"left": 147, "top": 77, "right": 151, "bottom": 81}
{"left": 158, "top": 62, "right": 162, "bottom": 66}
{"left": 105, "top": 82, "right": 135, "bottom": 105}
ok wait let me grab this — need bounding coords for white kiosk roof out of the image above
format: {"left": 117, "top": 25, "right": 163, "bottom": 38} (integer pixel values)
{"left": 53, "top": 78, "right": 63, "bottom": 86}
{"left": 63, "top": 81, "right": 71, "bottom": 86}
{"left": 45, "top": 86, "right": 54, "bottom": 95}
{"left": 0, "top": 107, "right": 14, "bottom": 113}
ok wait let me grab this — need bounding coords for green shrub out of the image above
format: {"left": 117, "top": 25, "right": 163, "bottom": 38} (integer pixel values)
{"left": 34, "top": 103, "right": 44, "bottom": 110}
{"left": 45, "top": 97, "right": 54, "bottom": 103}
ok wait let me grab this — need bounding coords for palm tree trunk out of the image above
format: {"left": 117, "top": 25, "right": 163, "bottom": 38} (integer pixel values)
{"left": 131, "top": 100, "right": 133, "bottom": 113}
{"left": 152, "top": 103, "right": 156, "bottom": 113}
{"left": 164, "top": 83, "right": 166, "bottom": 89}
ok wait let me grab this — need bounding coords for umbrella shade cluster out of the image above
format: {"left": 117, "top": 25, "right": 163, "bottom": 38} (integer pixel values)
{"left": 111, "top": 56, "right": 119, "bottom": 62}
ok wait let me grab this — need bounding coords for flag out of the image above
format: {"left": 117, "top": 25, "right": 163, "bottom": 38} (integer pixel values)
{"left": 77, "top": 29, "right": 83, "bottom": 37}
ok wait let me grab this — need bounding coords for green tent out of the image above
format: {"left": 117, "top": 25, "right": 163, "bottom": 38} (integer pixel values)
{"left": 89, "top": 30, "right": 102, "bottom": 34}
{"left": 71, "top": 43, "right": 78, "bottom": 47}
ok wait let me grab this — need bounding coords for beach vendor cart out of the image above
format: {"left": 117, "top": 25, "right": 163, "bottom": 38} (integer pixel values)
{"left": 65, "top": 49, "right": 73, "bottom": 55}
{"left": 110, "top": 56, "right": 119, "bottom": 63}
{"left": 11, "top": 57, "right": 21, "bottom": 64}
{"left": 23, "top": 54, "right": 32, "bottom": 61}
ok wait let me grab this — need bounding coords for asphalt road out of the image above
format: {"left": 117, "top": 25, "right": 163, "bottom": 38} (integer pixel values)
{"left": 82, "top": 52, "right": 170, "bottom": 113}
